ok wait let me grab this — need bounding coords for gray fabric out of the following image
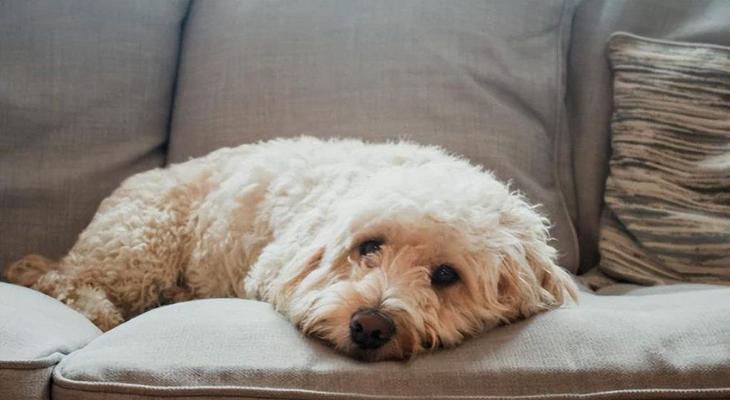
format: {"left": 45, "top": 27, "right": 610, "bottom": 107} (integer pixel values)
{"left": 597, "top": 282, "right": 723, "bottom": 296}
{"left": 53, "top": 286, "right": 730, "bottom": 399}
{"left": 167, "top": 0, "right": 580, "bottom": 273}
{"left": 0, "top": 0, "right": 190, "bottom": 274}
{"left": 0, "top": 283, "right": 100, "bottom": 400}
{"left": 599, "top": 33, "right": 730, "bottom": 286}
{"left": 567, "top": 0, "right": 730, "bottom": 273}
{"left": 0, "top": 365, "right": 56, "bottom": 400}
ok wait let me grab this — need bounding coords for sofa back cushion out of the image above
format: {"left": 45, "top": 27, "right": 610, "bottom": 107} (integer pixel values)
{"left": 0, "top": 0, "right": 189, "bottom": 273}
{"left": 168, "top": 0, "right": 580, "bottom": 271}
{"left": 567, "top": 0, "right": 730, "bottom": 273}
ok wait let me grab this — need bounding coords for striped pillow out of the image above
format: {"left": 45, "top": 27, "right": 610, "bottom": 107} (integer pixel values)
{"left": 599, "top": 33, "right": 730, "bottom": 285}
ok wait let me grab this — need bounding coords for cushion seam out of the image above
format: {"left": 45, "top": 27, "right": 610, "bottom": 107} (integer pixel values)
{"left": 552, "top": 0, "right": 581, "bottom": 272}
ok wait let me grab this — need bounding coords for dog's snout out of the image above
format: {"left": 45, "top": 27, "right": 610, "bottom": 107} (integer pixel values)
{"left": 349, "top": 309, "right": 395, "bottom": 350}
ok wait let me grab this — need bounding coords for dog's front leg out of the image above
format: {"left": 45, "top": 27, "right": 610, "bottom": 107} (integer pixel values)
{"left": 5, "top": 165, "right": 210, "bottom": 331}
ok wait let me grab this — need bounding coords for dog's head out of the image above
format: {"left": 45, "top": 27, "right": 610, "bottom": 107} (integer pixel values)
{"left": 269, "top": 162, "right": 576, "bottom": 361}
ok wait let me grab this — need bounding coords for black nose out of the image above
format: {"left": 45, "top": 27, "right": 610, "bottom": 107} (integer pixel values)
{"left": 349, "top": 309, "right": 395, "bottom": 350}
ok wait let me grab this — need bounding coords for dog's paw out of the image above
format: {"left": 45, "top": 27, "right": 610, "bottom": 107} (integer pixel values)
{"left": 3, "top": 254, "right": 57, "bottom": 287}
{"left": 70, "top": 286, "right": 125, "bottom": 331}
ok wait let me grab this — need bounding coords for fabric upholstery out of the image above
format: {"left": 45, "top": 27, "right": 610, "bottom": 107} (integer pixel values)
{"left": 599, "top": 33, "right": 730, "bottom": 285}
{"left": 567, "top": 0, "right": 730, "bottom": 273}
{"left": 596, "top": 282, "right": 724, "bottom": 296}
{"left": 52, "top": 286, "right": 730, "bottom": 399}
{"left": 0, "top": 0, "right": 190, "bottom": 274}
{"left": 167, "top": 0, "right": 580, "bottom": 272}
{"left": 0, "top": 283, "right": 100, "bottom": 400}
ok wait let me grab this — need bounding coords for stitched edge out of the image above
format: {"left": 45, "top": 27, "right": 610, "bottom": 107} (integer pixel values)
{"left": 0, "top": 353, "right": 64, "bottom": 370}
{"left": 51, "top": 370, "right": 730, "bottom": 400}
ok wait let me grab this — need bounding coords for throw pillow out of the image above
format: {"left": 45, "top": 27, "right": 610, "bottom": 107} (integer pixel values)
{"left": 599, "top": 32, "right": 730, "bottom": 285}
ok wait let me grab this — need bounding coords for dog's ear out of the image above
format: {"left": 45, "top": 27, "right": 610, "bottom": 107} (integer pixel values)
{"left": 256, "top": 214, "right": 353, "bottom": 313}
{"left": 265, "top": 245, "right": 325, "bottom": 310}
{"left": 496, "top": 200, "right": 577, "bottom": 318}
{"left": 497, "top": 238, "right": 576, "bottom": 319}
{"left": 281, "top": 246, "right": 325, "bottom": 299}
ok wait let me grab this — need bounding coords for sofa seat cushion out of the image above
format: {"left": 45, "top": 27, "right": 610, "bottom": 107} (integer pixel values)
{"left": 0, "top": 283, "right": 101, "bottom": 400}
{"left": 52, "top": 286, "right": 730, "bottom": 400}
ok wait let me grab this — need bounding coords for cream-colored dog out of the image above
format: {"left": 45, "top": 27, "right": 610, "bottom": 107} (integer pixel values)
{"left": 5, "top": 137, "right": 575, "bottom": 361}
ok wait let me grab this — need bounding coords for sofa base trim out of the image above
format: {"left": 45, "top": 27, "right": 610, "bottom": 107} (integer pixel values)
{"left": 52, "top": 371, "right": 730, "bottom": 400}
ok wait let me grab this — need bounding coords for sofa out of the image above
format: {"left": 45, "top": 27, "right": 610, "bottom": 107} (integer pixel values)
{"left": 1, "top": 1, "right": 729, "bottom": 399}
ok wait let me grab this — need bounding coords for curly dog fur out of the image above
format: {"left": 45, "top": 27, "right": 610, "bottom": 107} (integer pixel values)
{"left": 5, "top": 137, "right": 575, "bottom": 361}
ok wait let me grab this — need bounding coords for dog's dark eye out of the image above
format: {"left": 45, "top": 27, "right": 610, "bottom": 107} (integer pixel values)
{"left": 358, "top": 240, "right": 383, "bottom": 256}
{"left": 431, "top": 265, "right": 459, "bottom": 287}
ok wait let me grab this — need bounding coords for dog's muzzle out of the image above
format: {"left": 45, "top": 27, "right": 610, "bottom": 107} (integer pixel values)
{"left": 349, "top": 308, "right": 395, "bottom": 350}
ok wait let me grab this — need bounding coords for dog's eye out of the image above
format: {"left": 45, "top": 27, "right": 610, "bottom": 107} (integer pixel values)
{"left": 431, "top": 265, "right": 459, "bottom": 287}
{"left": 358, "top": 240, "right": 383, "bottom": 256}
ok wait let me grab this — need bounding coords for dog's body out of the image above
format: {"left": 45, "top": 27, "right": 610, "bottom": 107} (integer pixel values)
{"left": 5, "top": 137, "right": 575, "bottom": 361}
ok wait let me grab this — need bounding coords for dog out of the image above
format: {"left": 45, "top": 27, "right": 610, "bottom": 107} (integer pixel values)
{"left": 4, "top": 137, "right": 576, "bottom": 361}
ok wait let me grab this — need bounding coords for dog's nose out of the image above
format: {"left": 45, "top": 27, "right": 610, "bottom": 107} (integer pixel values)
{"left": 349, "top": 309, "right": 395, "bottom": 350}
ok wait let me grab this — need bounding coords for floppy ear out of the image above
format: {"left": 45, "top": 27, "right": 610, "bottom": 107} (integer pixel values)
{"left": 279, "top": 246, "right": 325, "bottom": 302}
{"left": 252, "top": 209, "right": 355, "bottom": 314}
{"left": 260, "top": 244, "right": 325, "bottom": 312}
{"left": 496, "top": 199, "right": 577, "bottom": 318}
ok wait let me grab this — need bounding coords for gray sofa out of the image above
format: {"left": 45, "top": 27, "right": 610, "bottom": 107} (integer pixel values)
{"left": 1, "top": 1, "right": 729, "bottom": 399}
